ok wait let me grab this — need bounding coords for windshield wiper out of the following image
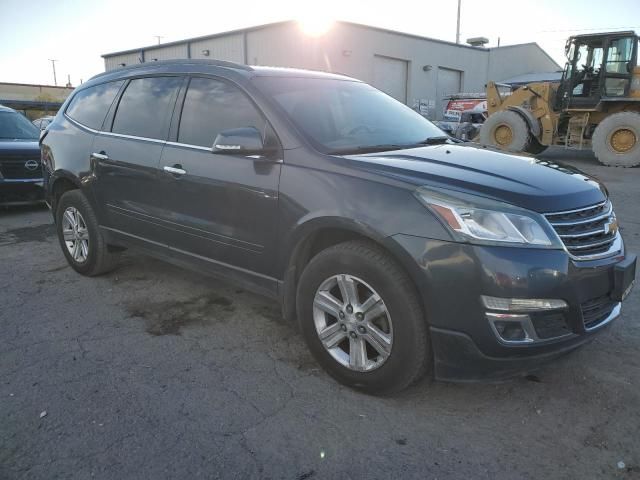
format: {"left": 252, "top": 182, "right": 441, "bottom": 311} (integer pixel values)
{"left": 417, "top": 136, "right": 451, "bottom": 145}
{"left": 327, "top": 137, "right": 452, "bottom": 155}
{"left": 327, "top": 144, "right": 410, "bottom": 155}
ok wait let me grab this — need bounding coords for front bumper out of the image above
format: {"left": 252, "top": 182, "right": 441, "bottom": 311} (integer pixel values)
{"left": 391, "top": 234, "right": 636, "bottom": 381}
{"left": 0, "top": 179, "right": 45, "bottom": 206}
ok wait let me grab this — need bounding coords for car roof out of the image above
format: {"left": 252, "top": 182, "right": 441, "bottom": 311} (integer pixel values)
{"left": 0, "top": 104, "right": 16, "bottom": 113}
{"left": 85, "top": 59, "right": 358, "bottom": 89}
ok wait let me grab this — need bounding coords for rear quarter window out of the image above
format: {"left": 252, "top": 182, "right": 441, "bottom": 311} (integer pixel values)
{"left": 66, "top": 81, "right": 124, "bottom": 130}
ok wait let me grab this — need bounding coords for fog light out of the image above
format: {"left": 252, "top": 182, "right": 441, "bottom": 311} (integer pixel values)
{"left": 481, "top": 296, "right": 568, "bottom": 312}
{"left": 493, "top": 320, "right": 528, "bottom": 342}
{"left": 486, "top": 313, "right": 536, "bottom": 344}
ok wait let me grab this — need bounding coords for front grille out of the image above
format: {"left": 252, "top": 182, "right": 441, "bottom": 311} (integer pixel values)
{"left": 581, "top": 295, "right": 617, "bottom": 329}
{"left": 544, "top": 200, "right": 619, "bottom": 259}
{"left": 0, "top": 159, "right": 42, "bottom": 179}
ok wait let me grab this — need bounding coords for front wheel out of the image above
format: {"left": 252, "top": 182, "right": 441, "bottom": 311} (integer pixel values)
{"left": 479, "top": 110, "right": 531, "bottom": 152}
{"left": 592, "top": 112, "right": 640, "bottom": 167}
{"left": 296, "top": 241, "right": 430, "bottom": 394}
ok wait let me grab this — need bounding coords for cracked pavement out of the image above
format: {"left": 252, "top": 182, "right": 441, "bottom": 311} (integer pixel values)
{"left": 1, "top": 148, "right": 639, "bottom": 479}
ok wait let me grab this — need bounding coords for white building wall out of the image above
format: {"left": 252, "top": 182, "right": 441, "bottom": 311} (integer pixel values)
{"left": 102, "top": 21, "right": 560, "bottom": 119}
{"left": 487, "top": 44, "right": 560, "bottom": 82}
{"left": 247, "top": 22, "right": 491, "bottom": 118}
{"left": 104, "top": 52, "right": 141, "bottom": 70}
{"left": 144, "top": 43, "right": 189, "bottom": 62}
{"left": 190, "top": 33, "right": 245, "bottom": 62}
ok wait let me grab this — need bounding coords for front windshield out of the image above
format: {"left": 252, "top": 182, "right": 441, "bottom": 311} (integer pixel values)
{"left": 0, "top": 111, "right": 40, "bottom": 140}
{"left": 253, "top": 77, "right": 446, "bottom": 153}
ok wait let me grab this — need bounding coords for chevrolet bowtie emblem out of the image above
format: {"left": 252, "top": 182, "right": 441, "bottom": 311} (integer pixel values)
{"left": 604, "top": 216, "right": 619, "bottom": 235}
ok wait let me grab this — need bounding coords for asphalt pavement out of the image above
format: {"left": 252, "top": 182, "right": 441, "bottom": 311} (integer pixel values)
{"left": 1, "top": 148, "right": 639, "bottom": 479}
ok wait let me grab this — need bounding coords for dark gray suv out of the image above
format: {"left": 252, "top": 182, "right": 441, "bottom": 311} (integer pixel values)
{"left": 41, "top": 60, "right": 636, "bottom": 393}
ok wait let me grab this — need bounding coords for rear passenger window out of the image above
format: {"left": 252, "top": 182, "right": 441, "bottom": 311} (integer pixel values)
{"left": 112, "top": 77, "right": 181, "bottom": 140}
{"left": 66, "top": 81, "right": 123, "bottom": 130}
{"left": 178, "top": 77, "right": 266, "bottom": 148}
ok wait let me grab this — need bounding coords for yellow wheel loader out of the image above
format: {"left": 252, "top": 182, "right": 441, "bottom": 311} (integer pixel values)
{"left": 481, "top": 31, "right": 640, "bottom": 167}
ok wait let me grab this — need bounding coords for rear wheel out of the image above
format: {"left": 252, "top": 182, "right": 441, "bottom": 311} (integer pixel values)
{"left": 592, "top": 112, "right": 640, "bottom": 167}
{"left": 56, "top": 190, "right": 117, "bottom": 276}
{"left": 480, "top": 110, "right": 530, "bottom": 153}
{"left": 296, "top": 241, "right": 430, "bottom": 394}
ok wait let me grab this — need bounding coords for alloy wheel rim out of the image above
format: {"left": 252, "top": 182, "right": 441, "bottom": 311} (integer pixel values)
{"left": 312, "top": 274, "right": 393, "bottom": 372}
{"left": 62, "top": 207, "right": 90, "bottom": 263}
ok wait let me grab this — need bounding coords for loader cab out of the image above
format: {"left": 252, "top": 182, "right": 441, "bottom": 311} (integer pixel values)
{"left": 558, "top": 31, "right": 638, "bottom": 110}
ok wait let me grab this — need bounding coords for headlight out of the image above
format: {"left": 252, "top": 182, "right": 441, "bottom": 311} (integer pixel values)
{"left": 415, "top": 187, "right": 560, "bottom": 247}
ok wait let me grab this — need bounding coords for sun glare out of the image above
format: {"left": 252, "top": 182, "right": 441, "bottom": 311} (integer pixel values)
{"left": 297, "top": 14, "right": 335, "bottom": 37}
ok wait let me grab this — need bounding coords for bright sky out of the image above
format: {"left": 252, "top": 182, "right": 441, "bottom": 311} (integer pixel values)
{"left": 1, "top": 0, "right": 639, "bottom": 86}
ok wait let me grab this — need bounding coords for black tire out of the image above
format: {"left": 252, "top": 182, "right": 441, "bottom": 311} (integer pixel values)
{"left": 479, "top": 110, "right": 530, "bottom": 152}
{"left": 592, "top": 112, "right": 640, "bottom": 167}
{"left": 296, "top": 240, "right": 430, "bottom": 394}
{"left": 56, "top": 190, "right": 117, "bottom": 276}
{"left": 524, "top": 136, "right": 548, "bottom": 155}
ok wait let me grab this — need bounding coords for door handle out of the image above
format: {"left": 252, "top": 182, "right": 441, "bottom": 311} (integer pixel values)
{"left": 163, "top": 165, "right": 187, "bottom": 176}
{"left": 91, "top": 152, "right": 109, "bottom": 161}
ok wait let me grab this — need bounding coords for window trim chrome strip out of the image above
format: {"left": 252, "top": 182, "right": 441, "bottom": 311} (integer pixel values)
{"left": 98, "top": 130, "right": 166, "bottom": 144}
{"left": 64, "top": 113, "right": 99, "bottom": 133}
{"left": 165, "top": 141, "right": 211, "bottom": 152}
{"left": 0, "top": 178, "right": 44, "bottom": 183}
{"left": 65, "top": 113, "right": 166, "bottom": 144}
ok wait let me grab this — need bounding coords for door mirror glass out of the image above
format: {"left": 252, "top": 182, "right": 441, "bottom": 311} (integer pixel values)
{"left": 212, "top": 127, "right": 264, "bottom": 154}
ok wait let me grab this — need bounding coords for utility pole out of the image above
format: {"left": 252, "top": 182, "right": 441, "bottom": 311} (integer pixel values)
{"left": 153, "top": 35, "right": 164, "bottom": 45}
{"left": 49, "top": 59, "right": 58, "bottom": 86}
{"left": 456, "top": 0, "right": 462, "bottom": 44}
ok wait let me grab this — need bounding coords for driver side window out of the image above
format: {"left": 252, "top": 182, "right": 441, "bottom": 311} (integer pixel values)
{"left": 178, "top": 77, "right": 267, "bottom": 148}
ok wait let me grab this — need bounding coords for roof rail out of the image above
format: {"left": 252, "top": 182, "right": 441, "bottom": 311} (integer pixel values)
{"left": 92, "top": 59, "right": 253, "bottom": 80}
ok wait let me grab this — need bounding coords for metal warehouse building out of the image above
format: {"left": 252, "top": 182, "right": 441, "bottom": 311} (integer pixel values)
{"left": 102, "top": 20, "right": 560, "bottom": 119}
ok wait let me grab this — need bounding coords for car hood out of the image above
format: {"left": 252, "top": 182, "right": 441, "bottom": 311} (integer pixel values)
{"left": 0, "top": 139, "right": 40, "bottom": 157}
{"left": 342, "top": 143, "right": 606, "bottom": 213}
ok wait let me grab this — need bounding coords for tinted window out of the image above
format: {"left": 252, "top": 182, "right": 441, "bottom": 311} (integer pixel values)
{"left": 66, "top": 81, "right": 123, "bottom": 130}
{"left": 112, "top": 77, "right": 181, "bottom": 140}
{"left": 254, "top": 77, "right": 444, "bottom": 154}
{"left": 178, "top": 77, "right": 266, "bottom": 148}
{"left": 0, "top": 111, "right": 39, "bottom": 139}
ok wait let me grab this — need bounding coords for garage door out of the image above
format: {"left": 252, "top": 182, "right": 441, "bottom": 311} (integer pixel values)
{"left": 373, "top": 55, "right": 408, "bottom": 103}
{"left": 436, "top": 67, "right": 463, "bottom": 120}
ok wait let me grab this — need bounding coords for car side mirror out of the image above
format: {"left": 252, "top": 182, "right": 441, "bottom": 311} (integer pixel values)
{"left": 212, "top": 127, "right": 265, "bottom": 155}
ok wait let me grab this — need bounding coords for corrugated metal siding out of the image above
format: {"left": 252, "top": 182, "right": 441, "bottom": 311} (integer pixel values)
{"left": 101, "top": 22, "right": 558, "bottom": 120}
{"left": 144, "top": 44, "right": 189, "bottom": 62}
{"left": 248, "top": 22, "right": 490, "bottom": 117}
{"left": 190, "top": 34, "right": 244, "bottom": 62}
{"left": 104, "top": 52, "right": 142, "bottom": 71}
